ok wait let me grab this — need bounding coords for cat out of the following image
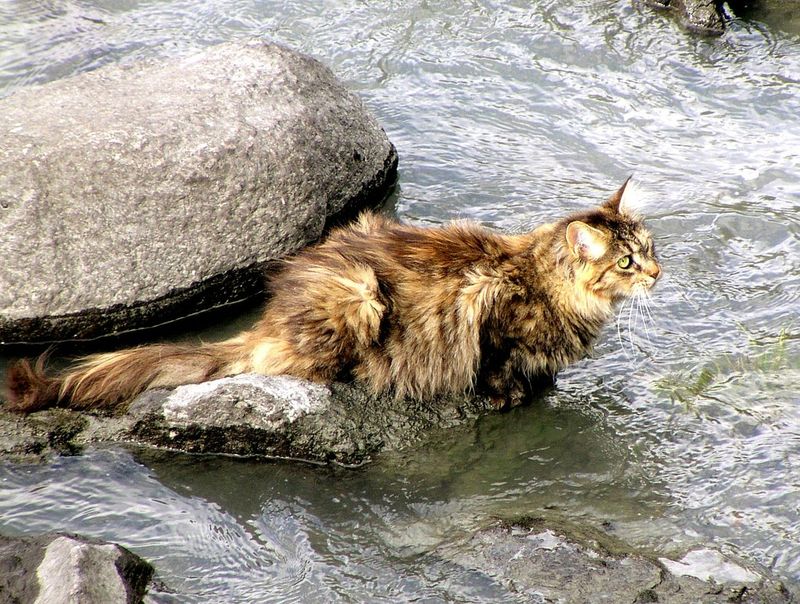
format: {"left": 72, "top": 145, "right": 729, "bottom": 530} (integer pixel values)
{"left": 4, "top": 179, "right": 660, "bottom": 413}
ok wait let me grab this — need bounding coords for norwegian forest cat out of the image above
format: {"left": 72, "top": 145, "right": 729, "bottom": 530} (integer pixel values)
{"left": 5, "top": 179, "right": 660, "bottom": 413}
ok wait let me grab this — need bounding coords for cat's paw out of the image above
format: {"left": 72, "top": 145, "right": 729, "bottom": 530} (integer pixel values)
{"left": 490, "top": 395, "right": 509, "bottom": 411}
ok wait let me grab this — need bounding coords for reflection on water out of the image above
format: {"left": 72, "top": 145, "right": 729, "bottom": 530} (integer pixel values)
{"left": 1, "top": 0, "right": 799, "bottom": 600}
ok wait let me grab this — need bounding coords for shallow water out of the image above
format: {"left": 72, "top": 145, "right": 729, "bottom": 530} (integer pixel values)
{"left": 1, "top": 0, "right": 799, "bottom": 601}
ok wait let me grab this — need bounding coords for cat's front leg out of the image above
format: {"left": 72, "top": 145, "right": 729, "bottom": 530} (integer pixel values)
{"left": 482, "top": 368, "right": 527, "bottom": 411}
{"left": 483, "top": 366, "right": 554, "bottom": 410}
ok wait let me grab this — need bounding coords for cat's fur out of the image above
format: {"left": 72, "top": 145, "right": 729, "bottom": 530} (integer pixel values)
{"left": 4, "top": 180, "right": 660, "bottom": 413}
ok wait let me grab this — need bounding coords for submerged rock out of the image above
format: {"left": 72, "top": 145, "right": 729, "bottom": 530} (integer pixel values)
{"left": 442, "top": 517, "right": 793, "bottom": 603}
{"left": 0, "top": 533, "right": 153, "bottom": 604}
{"left": 0, "top": 40, "right": 397, "bottom": 344}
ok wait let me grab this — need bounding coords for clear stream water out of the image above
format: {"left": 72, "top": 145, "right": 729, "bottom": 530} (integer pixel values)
{"left": 1, "top": 1, "right": 799, "bottom": 601}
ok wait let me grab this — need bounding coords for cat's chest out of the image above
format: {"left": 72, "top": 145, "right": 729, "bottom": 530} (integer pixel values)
{"left": 494, "top": 300, "right": 606, "bottom": 367}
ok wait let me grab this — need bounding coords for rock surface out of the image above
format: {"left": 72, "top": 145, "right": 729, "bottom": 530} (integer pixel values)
{"left": 0, "top": 533, "right": 153, "bottom": 604}
{"left": 644, "top": 0, "right": 726, "bottom": 33}
{"left": 0, "top": 374, "right": 496, "bottom": 465}
{"left": 442, "top": 517, "right": 794, "bottom": 603}
{"left": 647, "top": 0, "right": 782, "bottom": 34}
{"left": 0, "top": 40, "right": 397, "bottom": 344}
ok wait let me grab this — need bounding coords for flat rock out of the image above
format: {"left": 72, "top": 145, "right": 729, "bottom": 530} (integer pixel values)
{"left": 0, "top": 374, "right": 496, "bottom": 465}
{"left": 0, "top": 533, "right": 153, "bottom": 604}
{"left": 0, "top": 40, "right": 397, "bottom": 344}
{"left": 441, "top": 517, "right": 794, "bottom": 603}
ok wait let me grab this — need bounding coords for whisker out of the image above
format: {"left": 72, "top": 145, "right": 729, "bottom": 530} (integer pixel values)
{"left": 641, "top": 290, "right": 656, "bottom": 328}
{"left": 616, "top": 283, "right": 661, "bottom": 361}
{"left": 627, "top": 290, "right": 636, "bottom": 356}
{"left": 616, "top": 297, "right": 629, "bottom": 357}
{"left": 637, "top": 289, "right": 653, "bottom": 348}
{"left": 632, "top": 292, "right": 644, "bottom": 352}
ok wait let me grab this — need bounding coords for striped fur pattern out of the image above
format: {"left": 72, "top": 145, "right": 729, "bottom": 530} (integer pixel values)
{"left": 4, "top": 180, "right": 661, "bottom": 413}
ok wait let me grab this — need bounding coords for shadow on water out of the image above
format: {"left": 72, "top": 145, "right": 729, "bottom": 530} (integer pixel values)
{"left": 138, "top": 383, "right": 671, "bottom": 522}
{"left": 136, "top": 386, "right": 674, "bottom": 553}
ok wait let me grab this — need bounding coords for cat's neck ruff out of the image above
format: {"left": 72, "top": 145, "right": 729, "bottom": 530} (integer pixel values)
{"left": 566, "top": 286, "right": 615, "bottom": 322}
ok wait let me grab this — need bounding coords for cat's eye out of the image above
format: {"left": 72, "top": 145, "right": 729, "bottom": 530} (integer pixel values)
{"left": 617, "top": 255, "right": 632, "bottom": 269}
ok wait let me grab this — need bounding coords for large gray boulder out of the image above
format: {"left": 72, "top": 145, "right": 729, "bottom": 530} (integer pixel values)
{"left": 0, "top": 533, "right": 153, "bottom": 603}
{"left": 0, "top": 40, "right": 397, "bottom": 344}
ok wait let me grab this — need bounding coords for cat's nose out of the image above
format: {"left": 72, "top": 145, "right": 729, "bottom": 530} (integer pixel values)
{"left": 647, "top": 265, "right": 661, "bottom": 281}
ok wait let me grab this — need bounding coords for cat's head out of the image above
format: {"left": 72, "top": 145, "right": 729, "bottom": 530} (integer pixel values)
{"left": 563, "top": 178, "right": 661, "bottom": 304}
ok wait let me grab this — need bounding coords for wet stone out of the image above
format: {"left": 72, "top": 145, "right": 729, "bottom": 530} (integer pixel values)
{"left": 644, "top": 0, "right": 727, "bottom": 34}
{"left": 0, "top": 533, "right": 153, "bottom": 604}
{"left": 439, "top": 518, "right": 794, "bottom": 604}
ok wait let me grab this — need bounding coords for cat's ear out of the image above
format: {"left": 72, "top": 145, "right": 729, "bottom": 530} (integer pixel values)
{"left": 605, "top": 177, "right": 631, "bottom": 213}
{"left": 566, "top": 221, "right": 607, "bottom": 261}
{"left": 605, "top": 176, "right": 645, "bottom": 218}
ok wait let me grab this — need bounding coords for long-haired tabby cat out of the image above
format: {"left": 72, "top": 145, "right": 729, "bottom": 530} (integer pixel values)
{"left": 5, "top": 179, "right": 660, "bottom": 413}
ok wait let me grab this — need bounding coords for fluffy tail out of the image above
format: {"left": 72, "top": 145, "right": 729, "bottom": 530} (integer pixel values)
{"left": 3, "top": 341, "right": 243, "bottom": 414}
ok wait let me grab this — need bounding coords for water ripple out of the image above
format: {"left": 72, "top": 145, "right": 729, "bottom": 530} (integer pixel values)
{"left": 2, "top": 0, "right": 800, "bottom": 598}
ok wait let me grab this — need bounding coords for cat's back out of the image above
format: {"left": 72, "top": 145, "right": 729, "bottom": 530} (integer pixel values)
{"left": 321, "top": 211, "right": 519, "bottom": 277}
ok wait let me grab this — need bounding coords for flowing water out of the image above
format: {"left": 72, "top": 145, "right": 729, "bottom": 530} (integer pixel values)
{"left": 1, "top": 1, "right": 799, "bottom": 601}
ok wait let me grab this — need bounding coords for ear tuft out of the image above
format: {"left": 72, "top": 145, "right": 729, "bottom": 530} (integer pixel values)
{"left": 605, "top": 176, "right": 647, "bottom": 218}
{"left": 619, "top": 179, "right": 647, "bottom": 218}
{"left": 604, "top": 177, "right": 631, "bottom": 213}
{"left": 566, "top": 221, "right": 607, "bottom": 261}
